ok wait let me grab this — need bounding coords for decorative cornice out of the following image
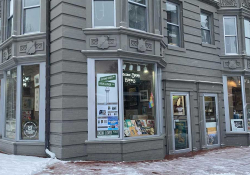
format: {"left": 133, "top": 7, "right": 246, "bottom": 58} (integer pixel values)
{"left": 219, "top": 0, "right": 237, "bottom": 7}
{"left": 198, "top": 0, "right": 220, "bottom": 8}
{"left": 242, "top": 0, "right": 250, "bottom": 9}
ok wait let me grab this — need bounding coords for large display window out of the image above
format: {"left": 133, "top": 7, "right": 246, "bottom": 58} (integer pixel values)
{"left": 88, "top": 58, "right": 161, "bottom": 140}
{"left": 3, "top": 63, "right": 45, "bottom": 141}
{"left": 223, "top": 76, "right": 249, "bottom": 132}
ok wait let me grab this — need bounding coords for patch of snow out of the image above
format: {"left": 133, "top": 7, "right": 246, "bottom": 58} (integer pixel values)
{"left": 0, "top": 153, "right": 59, "bottom": 175}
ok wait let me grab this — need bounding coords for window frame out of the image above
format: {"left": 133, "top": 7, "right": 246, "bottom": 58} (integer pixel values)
{"left": 223, "top": 75, "right": 248, "bottom": 133}
{"left": 166, "top": 0, "right": 181, "bottom": 47}
{"left": 22, "top": 0, "right": 41, "bottom": 35}
{"left": 244, "top": 19, "right": 250, "bottom": 55}
{"left": 128, "top": 0, "right": 148, "bottom": 32}
{"left": 87, "top": 58, "right": 162, "bottom": 141}
{"left": 223, "top": 16, "right": 238, "bottom": 55}
{"left": 2, "top": 62, "right": 46, "bottom": 142}
{"left": 7, "top": 0, "right": 13, "bottom": 39}
{"left": 200, "top": 11, "right": 212, "bottom": 45}
{"left": 92, "top": 0, "right": 116, "bottom": 28}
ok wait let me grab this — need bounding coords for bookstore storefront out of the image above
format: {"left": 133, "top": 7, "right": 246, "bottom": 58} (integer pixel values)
{"left": 88, "top": 58, "right": 163, "bottom": 139}
{"left": 0, "top": 63, "right": 45, "bottom": 144}
{"left": 223, "top": 76, "right": 250, "bottom": 133}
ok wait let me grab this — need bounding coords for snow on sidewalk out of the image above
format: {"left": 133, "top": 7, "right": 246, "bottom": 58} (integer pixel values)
{"left": 1, "top": 147, "right": 250, "bottom": 175}
{"left": 0, "top": 153, "right": 59, "bottom": 175}
{"left": 38, "top": 147, "right": 250, "bottom": 175}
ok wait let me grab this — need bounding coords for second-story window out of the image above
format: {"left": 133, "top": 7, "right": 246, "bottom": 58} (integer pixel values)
{"left": 223, "top": 17, "right": 238, "bottom": 55}
{"left": 166, "top": 1, "right": 180, "bottom": 47}
{"left": 245, "top": 19, "right": 250, "bottom": 55}
{"left": 23, "top": 0, "right": 40, "bottom": 34}
{"left": 7, "top": 0, "right": 13, "bottom": 38}
{"left": 201, "top": 12, "right": 211, "bottom": 44}
{"left": 128, "top": 0, "right": 147, "bottom": 31}
{"left": 93, "top": 0, "right": 115, "bottom": 28}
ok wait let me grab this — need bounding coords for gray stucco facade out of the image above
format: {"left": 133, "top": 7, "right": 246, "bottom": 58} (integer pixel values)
{"left": 0, "top": 0, "right": 249, "bottom": 162}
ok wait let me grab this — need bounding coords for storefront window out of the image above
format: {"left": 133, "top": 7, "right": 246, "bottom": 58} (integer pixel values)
{"left": 21, "top": 65, "right": 40, "bottom": 140}
{"left": 95, "top": 60, "right": 119, "bottom": 138}
{"left": 227, "top": 77, "right": 244, "bottom": 131}
{"left": 123, "top": 62, "right": 156, "bottom": 137}
{"left": 244, "top": 77, "right": 250, "bottom": 131}
{"left": 5, "top": 68, "right": 17, "bottom": 139}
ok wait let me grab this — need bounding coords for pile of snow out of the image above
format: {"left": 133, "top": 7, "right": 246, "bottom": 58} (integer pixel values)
{"left": 0, "top": 153, "right": 59, "bottom": 175}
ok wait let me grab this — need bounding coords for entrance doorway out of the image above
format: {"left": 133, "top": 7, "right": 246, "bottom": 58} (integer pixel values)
{"left": 171, "top": 92, "right": 192, "bottom": 153}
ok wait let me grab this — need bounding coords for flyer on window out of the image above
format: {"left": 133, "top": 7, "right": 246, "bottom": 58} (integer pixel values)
{"left": 96, "top": 74, "right": 119, "bottom": 137}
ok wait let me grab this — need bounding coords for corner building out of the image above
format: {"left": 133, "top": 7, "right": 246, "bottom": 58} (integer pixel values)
{"left": 0, "top": 0, "right": 249, "bottom": 161}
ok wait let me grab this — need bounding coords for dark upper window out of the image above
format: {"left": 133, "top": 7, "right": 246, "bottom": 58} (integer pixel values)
{"left": 128, "top": 0, "right": 147, "bottom": 31}
{"left": 166, "top": 1, "right": 180, "bottom": 47}
{"left": 7, "top": 0, "right": 13, "bottom": 38}
{"left": 200, "top": 12, "right": 212, "bottom": 44}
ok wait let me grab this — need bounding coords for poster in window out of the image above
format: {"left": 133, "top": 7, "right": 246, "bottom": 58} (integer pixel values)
{"left": 231, "top": 119, "right": 244, "bottom": 131}
{"left": 140, "top": 90, "right": 148, "bottom": 102}
{"left": 175, "top": 121, "right": 188, "bottom": 150}
{"left": 173, "top": 96, "right": 186, "bottom": 116}
{"left": 34, "top": 74, "right": 39, "bottom": 87}
{"left": 35, "top": 88, "right": 39, "bottom": 111}
{"left": 22, "top": 97, "right": 33, "bottom": 111}
{"left": 96, "top": 74, "right": 119, "bottom": 138}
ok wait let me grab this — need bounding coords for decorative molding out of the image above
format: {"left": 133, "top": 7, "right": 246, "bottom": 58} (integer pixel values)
{"left": 2, "top": 46, "right": 12, "bottom": 62}
{"left": 242, "top": 0, "right": 250, "bottom": 9}
{"left": 220, "top": 0, "right": 237, "bottom": 7}
{"left": 19, "top": 41, "right": 44, "bottom": 54}
{"left": 247, "top": 60, "right": 250, "bottom": 69}
{"left": 224, "top": 60, "right": 241, "bottom": 69}
{"left": 129, "top": 39, "right": 153, "bottom": 52}
{"left": 90, "top": 36, "right": 116, "bottom": 49}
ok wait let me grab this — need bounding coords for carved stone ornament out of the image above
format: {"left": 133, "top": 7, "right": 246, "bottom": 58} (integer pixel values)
{"left": 26, "top": 41, "right": 36, "bottom": 54}
{"left": 129, "top": 39, "right": 153, "bottom": 52}
{"left": 220, "top": 0, "right": 237, "bottom": 7}
{"left": 3, "top": 49, "right": 9, "bottom": 62}
{"left": 242, "top": 0, "right": 250, "bottom": 9}
{"left": 90, "top": 36, "right": 116, "bottom": 49}
{"left": 19, "top": 41, "right": 44, "bottom": 54}
{"left": 224, "top": 60, "right": 241, "bottom": 69}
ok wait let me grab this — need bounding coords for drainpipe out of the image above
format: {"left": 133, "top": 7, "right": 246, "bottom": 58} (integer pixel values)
{"left": 45, "top": 0, "right": 51, "bottom": 152}
{"left": 162, "top": 80, "right": 169, "bottom": 154}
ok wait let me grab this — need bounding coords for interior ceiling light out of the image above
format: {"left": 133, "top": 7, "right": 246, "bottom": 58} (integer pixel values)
{"left": 123, "top": 64, "right": 126, "bottom": 70}
{"left": 137, "top": 65, "right": 141, "bottom": 72}
{"left": 144, "top": 65, "right": 148, "bottom": 73}
{"left": 129, "top": 64, "right": 133, "bottom": 71}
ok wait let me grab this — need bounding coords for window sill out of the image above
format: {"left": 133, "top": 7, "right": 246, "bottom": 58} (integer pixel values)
{"left": 86, "top": 134, "right": 165, "bottom": 144}
{"left": 167, "top": 44, "right": 186, "bottom": 52}
{"left": 201, "top": 42, "right": 216, "bottom": 49}
{"left": 225, "top": 132, "right": 249, "bottom": 135}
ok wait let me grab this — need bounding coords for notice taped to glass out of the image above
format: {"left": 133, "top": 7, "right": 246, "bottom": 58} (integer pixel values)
{"left": 97, "top": 74, "right": 119, "bottom": 138}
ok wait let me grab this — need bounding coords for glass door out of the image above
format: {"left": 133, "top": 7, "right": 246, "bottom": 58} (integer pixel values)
{"left": 203, "top": 94, "right": 219, "bottom": 146}
{"left": 171, "top": 93, "right": 191, "bottom": 152}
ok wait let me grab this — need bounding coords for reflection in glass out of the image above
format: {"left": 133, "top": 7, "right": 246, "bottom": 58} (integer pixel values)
{"left": 201, "top": 29, "right": 211, "bottom": 44}
{"left": 95, "top": 61, "right": 119, "bottom": 138}
{"left": 172, "top": 95, "right": 189, "bottom": 150}
{"left": 225, "top": 37, "right": 237, "bottom": 54}
{"left": 24, "top": 0, "right": 40, "bottom": 7}
{"left": 21, "top": 65, "right": 40, "bottom": 140}
{"left": 201, "top": 14, "right": 209, "bottom": 29}
{"left": 167, "top": 24, "right": 180, "bottom": 46}
{"left": 166, "top": 2, "right": 178, "bottom": 24}
{"left": 129, "top": 0, "right": 146, "bottom": 5}
{"left": 224, "top": 18, "right": 236, "bottom": 35}
{"left": 94, "top": 0, "right": 114, "bottom": 27}
{"left": 245, "top": 20, "right": 250, "bottom": 55}
{"left": 24, "top": 7, "right": 40, "bottom": 33}
{"left": 123, "top": 62, "right": 156, "bottom": 137}
{"left": 204, "top": 96, "right": 218, "bottom": 145}
{"left": 244, "top": 77, "right": 250, "bottom": 131}
{"left": 227, "top": 77, "right": 244, "bottom": 131}
{"left": 5, "top": 68, "right": 17, "bottom": 139}
{"left": 129, "top": 3, "right": 147, "bottom": 31}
